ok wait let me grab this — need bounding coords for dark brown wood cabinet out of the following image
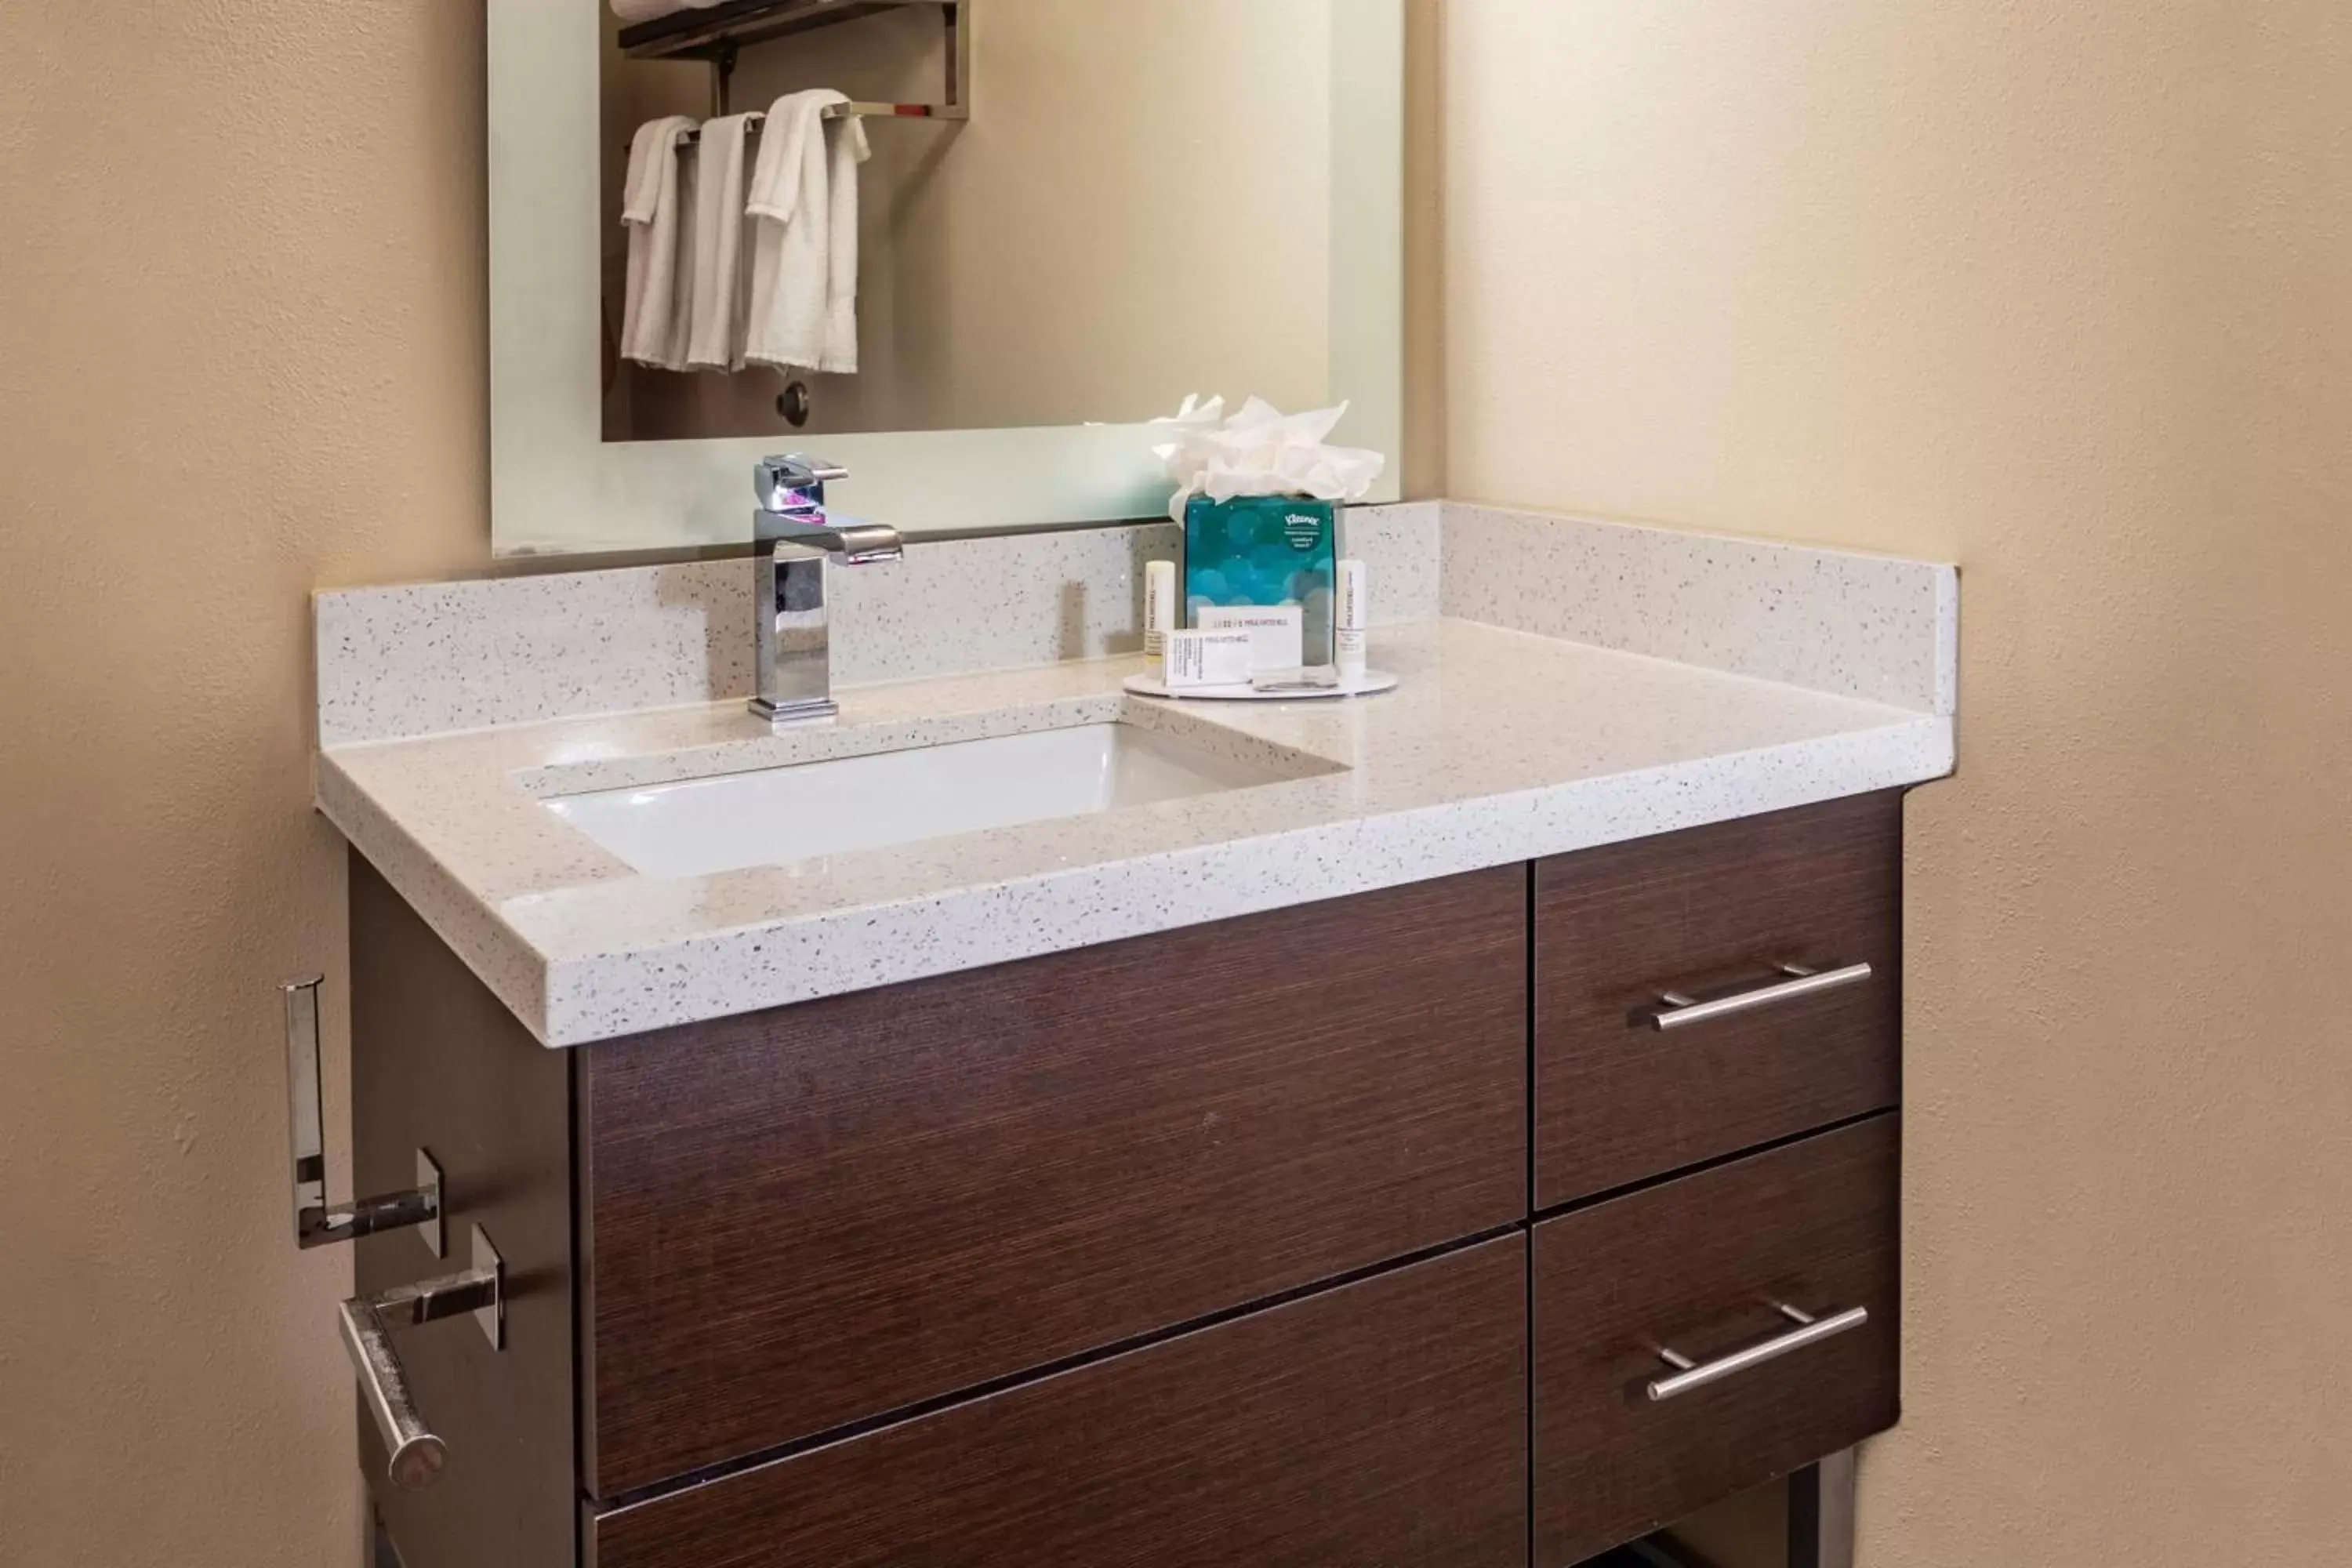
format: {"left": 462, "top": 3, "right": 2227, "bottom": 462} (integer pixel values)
{"left": 350, "top": 858, "right": 578, "bottom": 1568}
{"left": 1530, "top": 1116, "right": 1902, "bottom": 1566}
{"left": 348, "top": 790, "right": 1911, "bottom": 1568}
{"left": 1533, "top": 791, "right": 1902, "bottom": 1207}
{"left": 587, "top": 1236, "right": 1530, "bottom": 1568}
{"left": 576, "top": 866, "right": 1528, "bottom": 1495}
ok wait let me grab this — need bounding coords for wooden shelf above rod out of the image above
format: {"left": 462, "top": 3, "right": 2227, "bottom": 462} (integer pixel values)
{"left": 619, "top": 0, "right": 970, "bottom": 122}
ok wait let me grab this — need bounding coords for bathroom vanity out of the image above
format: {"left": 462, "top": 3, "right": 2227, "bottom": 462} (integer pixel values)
{"left": 307, "top": 503, "right": 1956, "bottom": 1567}
{"left": 318, "top": 2, "right": 1954, "bottom": 1556}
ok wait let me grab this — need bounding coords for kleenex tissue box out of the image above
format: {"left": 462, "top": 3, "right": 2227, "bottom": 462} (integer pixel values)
{"left": 1182, "top": 495, "right": 1338, "bottom": 667}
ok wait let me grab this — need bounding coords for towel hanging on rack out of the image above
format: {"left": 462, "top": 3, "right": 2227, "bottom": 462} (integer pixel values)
{"left": 619, "top": 115, "right": 699, "bottom": 372}
{"left": 745, "top": 90, "right": 870, "bottom": 376}
{"left": 686, "top": 114, "right": 760, "bottom": 372}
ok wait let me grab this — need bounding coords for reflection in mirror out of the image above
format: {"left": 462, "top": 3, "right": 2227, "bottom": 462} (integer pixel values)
{"left": 602, "top": 1, "right": 1337, "bottom": 444}
{"left": 489, "top": 0, "right": 1401, "bottom": 554}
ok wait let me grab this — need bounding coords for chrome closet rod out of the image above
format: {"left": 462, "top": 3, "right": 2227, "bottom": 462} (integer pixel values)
{"left": 672, "top": 102, "right": 944, "bottom": 147}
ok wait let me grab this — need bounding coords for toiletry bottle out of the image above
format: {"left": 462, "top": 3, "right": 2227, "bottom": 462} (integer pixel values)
{"left": 1145, "top": 560, "right": 1176, "bottom": 659}
{"left": 1336, "top": 558, "right": 1369, "bottom": 681}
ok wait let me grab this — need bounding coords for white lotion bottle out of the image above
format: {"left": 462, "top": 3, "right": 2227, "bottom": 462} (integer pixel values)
{"left": 1335, "top": 558, "right": 1369, "bottom": 681}
{"left": 1144, "top": 559, "right": 1177, "bottom": 659}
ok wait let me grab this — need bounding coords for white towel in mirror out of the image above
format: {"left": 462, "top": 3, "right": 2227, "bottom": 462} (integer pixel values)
{"left": 818, "top": 104, "right": 872, "bottom": 375}
{"left": 745, "top": 91, "right": 871, "bottom": 376}
{"left": 686, "top": 114, "right": 759, "bottom": 372}
{"left": 619, "top": 115, "right": 699, "bottom": 372}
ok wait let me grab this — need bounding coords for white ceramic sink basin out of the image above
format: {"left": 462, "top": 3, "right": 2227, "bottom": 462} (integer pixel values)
{"left": 543, "top": 721, "right": 1306, "bottom": 878}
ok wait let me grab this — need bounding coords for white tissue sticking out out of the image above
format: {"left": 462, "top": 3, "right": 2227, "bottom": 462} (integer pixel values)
{"left": 1152, "top": 396, "right": 1388, "bottom": 524}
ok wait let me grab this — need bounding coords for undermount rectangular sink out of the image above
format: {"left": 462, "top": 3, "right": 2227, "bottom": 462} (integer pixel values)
{"left": 543, "top": 722, "right": 1308, "bottom": 878}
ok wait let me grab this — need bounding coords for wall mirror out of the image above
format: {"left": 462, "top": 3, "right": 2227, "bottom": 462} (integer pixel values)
{"left": 489, "top": 0, "right": 1405, "bottom": 556}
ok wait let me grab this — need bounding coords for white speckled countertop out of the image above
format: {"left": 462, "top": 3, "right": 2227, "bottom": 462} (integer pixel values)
{"left": 318, "top": 609, "right": 1953, "bottom": 1047}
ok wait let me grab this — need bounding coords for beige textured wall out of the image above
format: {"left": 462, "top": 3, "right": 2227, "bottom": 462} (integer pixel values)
{"left": 9, "top": 2, "right": 2346, "bottom": 1565}
{"left": 0, "top": 4, "right": 489, "bottom": 1565}
{"left": 1444, "top": 2, "right": 2352, "bottom": 1563}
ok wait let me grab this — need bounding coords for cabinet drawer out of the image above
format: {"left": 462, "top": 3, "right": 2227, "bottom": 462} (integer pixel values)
{"left": 577, "top": 868, "right": 1528, "bottom": 1496}
{"left": 1532, "top": 1115, "right": 1900, "bottom": 1566}
{"left": 588, "top": 1236, "right": 1529, "bottom": 1568}
{"left": 1534, "top": 791, "right": 1900, "bottom": 1205}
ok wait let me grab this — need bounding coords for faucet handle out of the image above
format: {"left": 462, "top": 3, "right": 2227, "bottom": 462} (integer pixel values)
{"left": 756, "top": 455, "right": 849, "bottom": 511}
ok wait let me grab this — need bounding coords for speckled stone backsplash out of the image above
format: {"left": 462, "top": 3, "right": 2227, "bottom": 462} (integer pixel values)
{"left": 315, "top": 503, "right": 1440, "bottom": 747}
{"left": 1441, "top": 504, "right": 1957, "bottom": 715}
{"left": 313, "top": 501, "right": 1955, "bottom": 749}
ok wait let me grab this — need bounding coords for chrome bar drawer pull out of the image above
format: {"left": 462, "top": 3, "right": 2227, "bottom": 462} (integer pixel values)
{"left": 339, "top": 1224, "right": 506, "bottom": 1490}
{"left": 1638, "top": 962, "right": 1874, "bottom": 1032}
{"left": 1647, "top": 1303, "right": 1870, "bottom": 1401}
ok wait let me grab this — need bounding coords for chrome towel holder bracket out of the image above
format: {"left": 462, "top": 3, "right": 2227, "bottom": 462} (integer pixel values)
{"left": 281, "top": 975, "right": 504, "bottom": 1492}
{"left": 282, "top": 975, "right": 444, "bottom": 1255}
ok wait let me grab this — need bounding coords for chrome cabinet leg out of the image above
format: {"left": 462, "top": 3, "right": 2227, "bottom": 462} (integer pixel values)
{"left": 1788, "top": 1448, "right": 1857, "bottom": 1568}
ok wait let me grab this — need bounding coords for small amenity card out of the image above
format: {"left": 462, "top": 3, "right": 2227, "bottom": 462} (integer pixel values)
{"left": 1196, "top": 604, "right": 1305, "bottom": 673}
{"left": 1162, "top": 628, "right": 1257, "bottom": 690}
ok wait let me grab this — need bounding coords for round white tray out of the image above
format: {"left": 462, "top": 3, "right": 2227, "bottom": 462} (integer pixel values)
{"left": 1122, "top": 670, "right": 1399, "bottom": 702}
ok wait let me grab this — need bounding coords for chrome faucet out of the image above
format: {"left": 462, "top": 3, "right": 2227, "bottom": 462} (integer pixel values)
{"left": 750, "top": 456, "right": 902, "bottom": 724}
